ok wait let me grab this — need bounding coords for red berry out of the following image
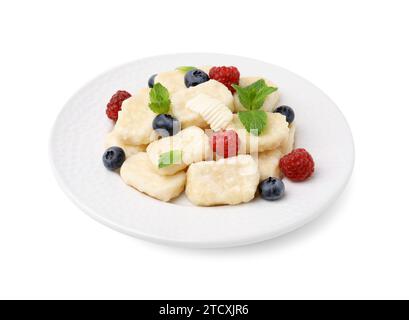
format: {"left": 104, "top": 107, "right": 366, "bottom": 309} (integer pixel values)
{"left": 279, "top": 148, "right": 315, "bottom": 182}
{"left": 211, "top": 130, "right": 239, "bottom": 158}
{"left": 106, "top": 90, "right": 131, "bottom": 121}
{"left": 209, "top": 66, "right": 240, "bottom": 93}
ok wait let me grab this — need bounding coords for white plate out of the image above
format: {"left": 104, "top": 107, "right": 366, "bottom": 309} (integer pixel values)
{"left": 50, "top": 53, "right": 354, "bottom": 248}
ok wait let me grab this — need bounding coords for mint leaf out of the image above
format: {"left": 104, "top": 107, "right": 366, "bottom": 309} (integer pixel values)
{"left": 176, "top": 66, "right": 196, "bottom": 73}
{"left": 232, "top": 79, "right": 277, "bottom": 111}
{"left": 158, "top": 150, "right": 183, "bottom": 168}
{"left": 238, "top": 110, "right": 267, "bottom": 135}
{"left": 149, "top": 83, "right": 170, "bottom": 114}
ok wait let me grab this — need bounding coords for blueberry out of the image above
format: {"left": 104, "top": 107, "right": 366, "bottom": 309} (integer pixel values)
{"left": 148, "top": 74, "right": 157, "bottom": 88}
{"left": 152, "top": 114, "right": 180, "bottom": 137}
{"left": 103, "top": 146, "right": 126, "bottom": 171}
{"left": 274, "top": 105, "right": 295, "bottom": 124}
{"left": 258, "top": 177, "right": 285, "bottom": 201}
{"left": 184, "top": 69, "right": 209, "bottom": 88}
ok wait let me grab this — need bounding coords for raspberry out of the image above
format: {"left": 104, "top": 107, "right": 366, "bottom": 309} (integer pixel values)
{"left": 209, "top": 66, "right": 240, "bottom": 93}
{"left": 211, "top": 130, "right": 239, "bottom": 158}
{"left": 279, "top": 148, "right": 315, "bottom": 182}
{"left": 106, "top": 90, "right": 131, "bottom": 121}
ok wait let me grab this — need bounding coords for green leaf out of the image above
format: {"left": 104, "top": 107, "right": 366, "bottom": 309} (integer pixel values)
{"left": 232, "top": 79, "right": 277, "bottom": 111}
{"left": 158, "top": 150, "right": 183, "bottom": 168}
{"left": 149, "top": 83, "right": 171, "bottom": 114}
{"left": 238, "top": 110, "right": 267, "bottom": 136}
{"left": 176, "top": 66, "right": 196, "bottom": 73}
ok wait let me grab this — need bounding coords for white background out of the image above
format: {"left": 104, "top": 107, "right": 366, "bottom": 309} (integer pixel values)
{"left": 0, "top": 0, "right": 408, "bottom": 300}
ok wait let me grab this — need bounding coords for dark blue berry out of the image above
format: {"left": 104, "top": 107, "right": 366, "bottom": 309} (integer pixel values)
{"left": 259, "top": 177, "right": 285, "bottom": 201}
{"left": 152, "top": 114, "right": 180, "bottom": 137}
{"left": 184, "top": 69, "right": 209, "bottom": 88}
{"left": 274, "top": 105, "right": 295, "bottom": 124}
{"left": 148, "top": 74, "right": 157, "bottom": 88}
{"left": 103, "top": 146, "right": 126, "bottom": 171}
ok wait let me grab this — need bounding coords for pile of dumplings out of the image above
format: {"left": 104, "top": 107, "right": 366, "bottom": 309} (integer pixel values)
{"left": 105, "top": 67, "right": 296, "bottom": 206}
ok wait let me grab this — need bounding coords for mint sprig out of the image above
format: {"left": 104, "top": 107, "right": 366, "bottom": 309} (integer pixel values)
{"left": 232, "top": 79, "right": 277, "bottom": 111}
{"left": 232, "top": 79, "right": 277, "bottom": 135}
{"left": 176, "top": 66, "right": 196, "bottom": 73}
{"left": 149, "top": 83, "right": 171, "bottom": 114}
{"left": 158, "top": 150, "right": 183, "bottom": 168}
